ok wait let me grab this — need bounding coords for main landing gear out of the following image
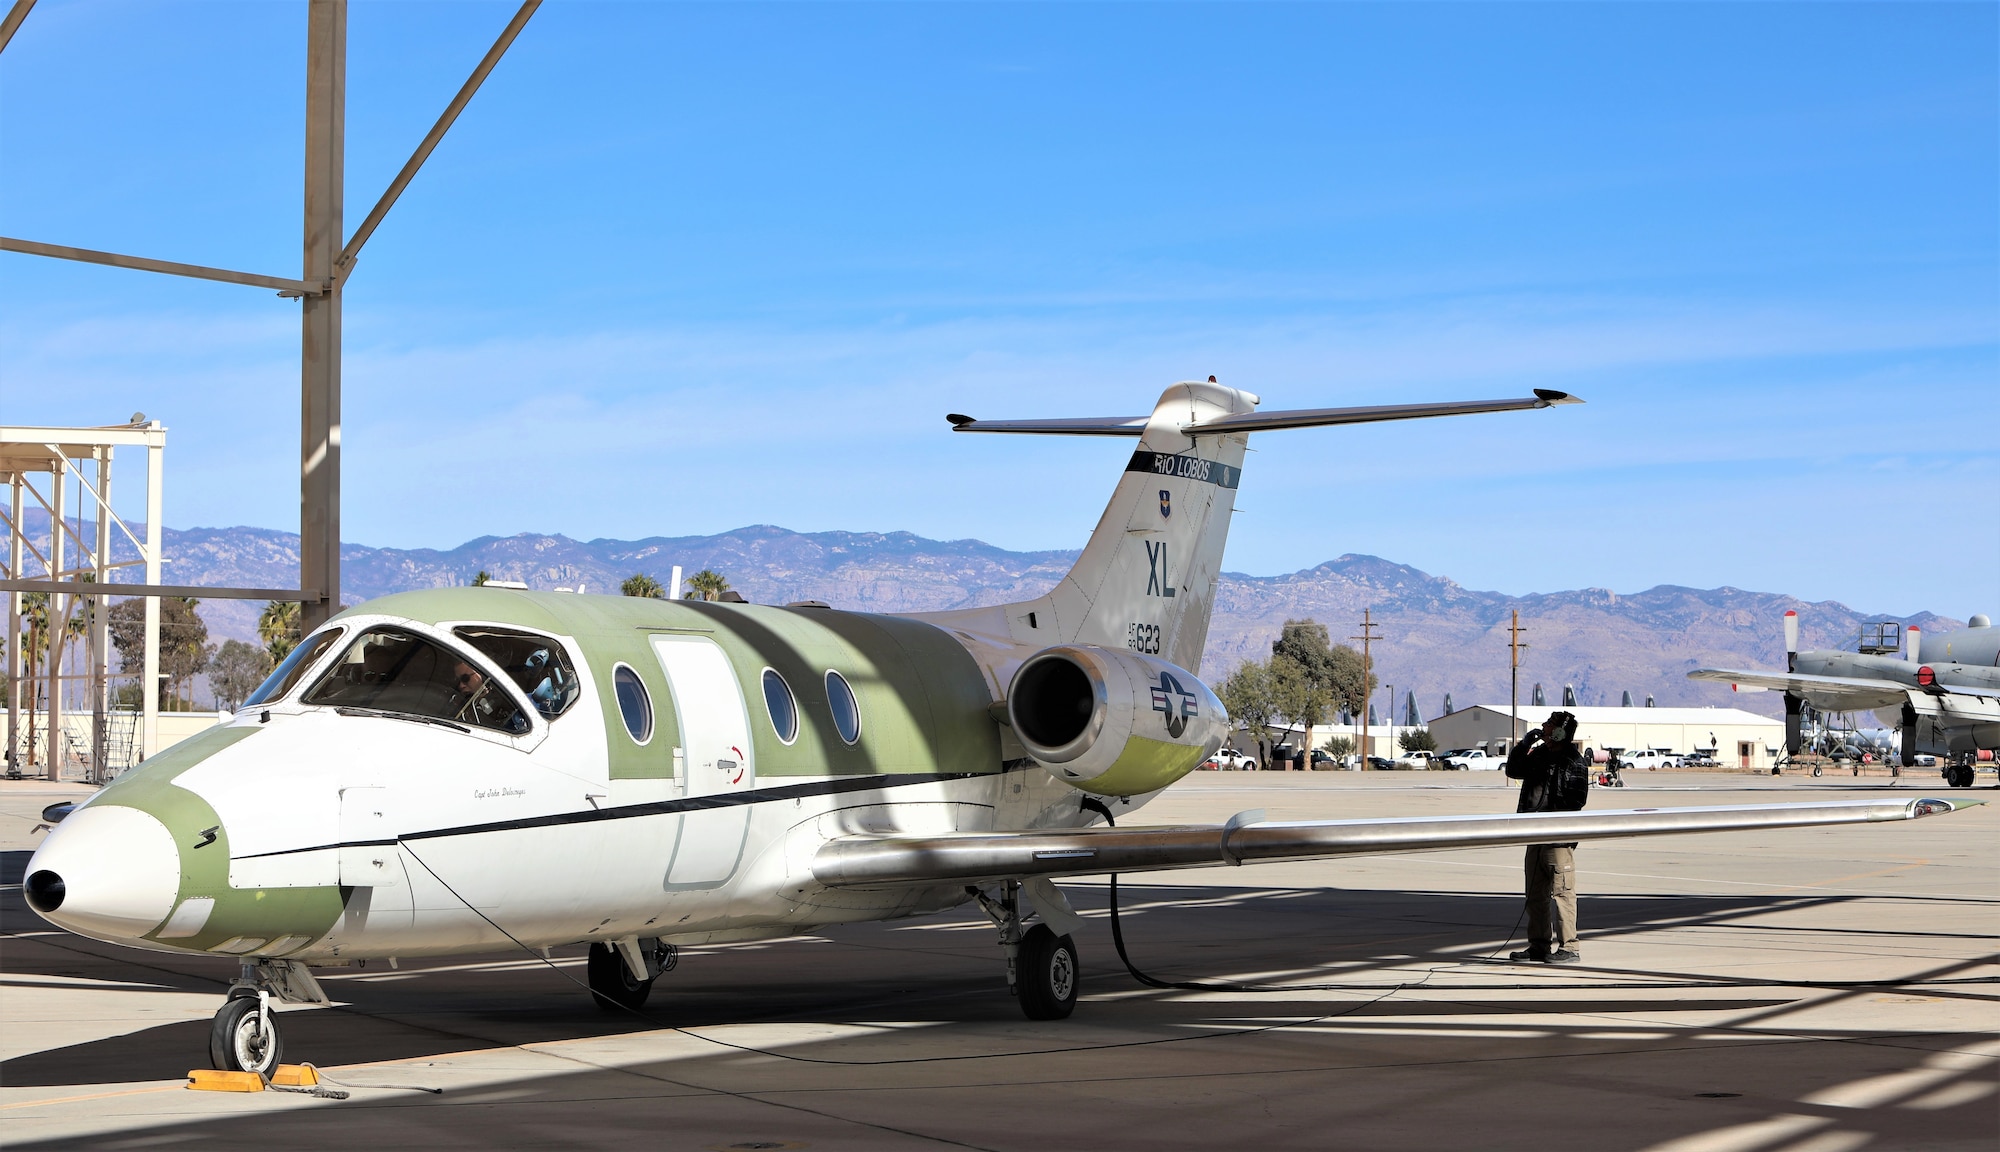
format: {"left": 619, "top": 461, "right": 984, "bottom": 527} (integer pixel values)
{"left": 208, "top": 960, "right": 328, "bottom": 1075}
{"left": 587, "top": 938, "right": 678, "bottom": 1012}
{"left": 1942, "top": 758, "right": 1979, "bottom": 789}
{"left": 972, "top": 880, "right": 1079, "bottom": 1019}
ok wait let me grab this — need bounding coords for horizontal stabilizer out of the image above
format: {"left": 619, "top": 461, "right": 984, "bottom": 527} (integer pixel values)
{"left": 813, "top": 797, "right": 1972, "bottom": 888}
{"left": 947, "top": 389, "right": 1581, "bottom": 437}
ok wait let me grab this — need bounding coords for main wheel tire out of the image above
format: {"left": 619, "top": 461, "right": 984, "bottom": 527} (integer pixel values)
{"left": 1017, "top": 924, "right": 1079, "bottom": 1020}
{"left": 1811, "top": 765, "right": 1823, "bottom": 777}
{"left": 209, "top": 995, "right": 283, "bottom": 1075}
{"left": 587, "top": 942, "right": 654, "bottom": 1012}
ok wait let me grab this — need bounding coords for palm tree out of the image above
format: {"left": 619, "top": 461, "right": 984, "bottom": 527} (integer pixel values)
{"left": 471, "top": 570, "right": 491, "bottom": 586}
{"left": 685, "top": 569, "right": 730, "bottom": 601}
{"left": 17, "top": 590, "right": 88, "bottom": 769}
{"left": 620, "top": 573, "right": 665, "bottom": 599}
{"left": 257, "top": 600, "right": 302, "bottom": 663}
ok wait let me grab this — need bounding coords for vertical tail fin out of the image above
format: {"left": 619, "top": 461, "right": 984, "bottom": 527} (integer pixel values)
{"left": 914, "top": 381, "right": 1579, "bottom": 681}
{"left": 1024, "top": 382, "right": 1255, "bottom": 673}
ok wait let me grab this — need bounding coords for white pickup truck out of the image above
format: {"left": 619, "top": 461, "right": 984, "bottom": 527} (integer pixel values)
{"left": 1440, "top": 748, "right": 1506, "bottom": 770}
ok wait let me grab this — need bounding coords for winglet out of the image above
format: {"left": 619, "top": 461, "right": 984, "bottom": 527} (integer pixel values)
{"left": 1533, "top": 388, "right": 1584, "bottom": 405}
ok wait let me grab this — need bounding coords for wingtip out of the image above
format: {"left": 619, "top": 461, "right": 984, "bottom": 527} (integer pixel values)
{"left": 1911, "top": 797, "right": 1983, "bottom": 817}
{"left": 1533, "top": 388, "right": 1585, "bottom": 406}
{"left": 946, "top": 413, "right": 974, "bottom": 428}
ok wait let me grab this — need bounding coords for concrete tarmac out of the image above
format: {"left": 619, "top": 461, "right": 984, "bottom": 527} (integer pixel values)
{"left": 3, "top": 772, "right": 1995, "bottom": 1151}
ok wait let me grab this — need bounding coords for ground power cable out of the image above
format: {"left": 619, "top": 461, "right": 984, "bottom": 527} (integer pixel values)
{"left": 395, "top": 841, "right": 1439, "bottom": 1068}
{"left": 1090, "top": 801, "right": 1525, "bottom": 994}
{"left": 1075, "top": 804, "right": 1999, "bottom": 995}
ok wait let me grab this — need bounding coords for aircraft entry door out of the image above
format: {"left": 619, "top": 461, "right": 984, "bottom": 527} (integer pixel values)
{"left": 652, "top": 635, "right": 755, "bottom": 888}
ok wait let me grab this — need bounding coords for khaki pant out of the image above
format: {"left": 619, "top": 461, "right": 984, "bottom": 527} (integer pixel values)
{"left": 1524, "top": 844, "right": 1579, "bottom": 952}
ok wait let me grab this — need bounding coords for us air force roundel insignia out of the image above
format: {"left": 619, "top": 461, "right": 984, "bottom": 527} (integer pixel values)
{"left": 1159, "top": 489, "right": 1172, "bottom": 520}
{"left": 1151, "top": 671, "right": 1197, "bottom": 738}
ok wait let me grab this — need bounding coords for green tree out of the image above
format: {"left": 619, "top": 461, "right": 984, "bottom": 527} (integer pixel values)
{"left": 685, "top": 569, "right": 730, "bottom": 601}
{"left": 1218, "top": 658, "right": 1279, "bottom": 767}
{"left": 209, "top": 639, "right": 273, "bottom": 712}
{"left": 1270, "top": 620, "right": 1339, "bottom": 763}
{"left": 1326, "top": 643, "right": 1374, "bottom": 718}
{"left": 109, "top": 596, "right": 212, "bottom": 710}
{"left": 257, "top": 600, "right": 302, "bottom": 663}
{"left": 1323, "top": 735, "right": 1355, "bottom": 760}
{"left": 471, "top": 570, "right": 491, "bottom": 586}
{"left": 621, "top": 573, "right": 665, "bottom": 599}
{"left": 1398, "top": 727, "right": 1438, "bottom": 753}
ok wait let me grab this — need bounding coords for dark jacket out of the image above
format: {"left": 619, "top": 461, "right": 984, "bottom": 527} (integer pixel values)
{"left": 1506, "top": 735, "right": 1586, "bottom": 814}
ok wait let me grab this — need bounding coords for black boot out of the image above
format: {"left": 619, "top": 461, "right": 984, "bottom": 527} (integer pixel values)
{"left": 1508, "top": 947, "right": 1550, "bottom": 963}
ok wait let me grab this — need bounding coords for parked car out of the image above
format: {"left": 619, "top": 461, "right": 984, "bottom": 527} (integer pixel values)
{"left": 1621, "top": 749, "right": 1681, "bottom": 771}
{"left": 1364, "top": 755, "right": 1397, "bottom": 771}
{"left": 1203, "top": 748, "right": 1257, "bottom": 771}
{"left": 1309, "top": 749, "right": 1338, "bottom": 769}
{"left": 1394, "top": 750, "right": 1435, "bottom": 770}
{"left": 1441, "top": 748, "right": 1506, "bottom": 770}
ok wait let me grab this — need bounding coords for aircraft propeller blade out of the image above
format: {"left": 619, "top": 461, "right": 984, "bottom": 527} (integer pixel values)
{"left": 1785, "top": 693, "right": 1803, "bottom": 756}
{"left": 1784, "top": 609, "right": 1799, "bottom": 672}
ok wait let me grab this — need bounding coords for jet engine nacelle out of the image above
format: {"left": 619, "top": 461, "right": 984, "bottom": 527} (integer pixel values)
{"left": 1006, "top": 645, "right": 1227, "bottom": 797}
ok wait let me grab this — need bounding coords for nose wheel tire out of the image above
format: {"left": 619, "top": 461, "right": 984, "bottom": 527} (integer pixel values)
{"left": 1017, "top": 924, "right": 1079, "bottom": 1020}
{"left": 587, "top": 942, "right": 655, "bottom": 1012}
{"left": 209, "top": 995, "right": 283, "bottom": 1075}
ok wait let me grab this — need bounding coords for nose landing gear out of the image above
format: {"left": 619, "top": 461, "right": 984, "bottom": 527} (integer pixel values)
{"left": 210, "top": 991, "right": 283, "bottom": 1076}
{"left": 208, "top": 960, "right": 327, "bottom": 1075}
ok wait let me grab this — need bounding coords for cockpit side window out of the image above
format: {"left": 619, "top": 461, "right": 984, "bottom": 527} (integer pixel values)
{"left": 303, "top": 627, "right": 528, "bottom": 734}
{"left": 451, "top": 626, "right": 582, "bottom": 720}
{"left": 243, "top": 628, "right": 343, "bottom": 707}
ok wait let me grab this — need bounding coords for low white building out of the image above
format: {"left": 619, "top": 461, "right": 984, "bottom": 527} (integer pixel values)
{"left": 1427, "top": 704, "right": 1785, "bottom": 771}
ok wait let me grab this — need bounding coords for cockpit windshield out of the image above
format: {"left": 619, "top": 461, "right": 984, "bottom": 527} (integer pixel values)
{"left": 452, "top": 627, "right": 582, "bottom": 719}
{"left": 303, "top": 627, "right": 529, "bottom": 734}
{"left": 243, "top": 628, "right": 342, "bottom": 708}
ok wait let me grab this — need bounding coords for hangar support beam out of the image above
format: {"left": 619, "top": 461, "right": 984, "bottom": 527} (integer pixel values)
{"left": 0, "top": 0, "right": 542, "bottom": 638}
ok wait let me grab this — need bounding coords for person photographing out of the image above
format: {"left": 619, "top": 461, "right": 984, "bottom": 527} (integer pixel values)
{"left": 1505, "top": 710, "right": 1589, "bottom": 964}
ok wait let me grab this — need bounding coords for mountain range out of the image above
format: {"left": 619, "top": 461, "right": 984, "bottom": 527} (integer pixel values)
{"left": 85, "top": 520, "right": 1962, "bottom": 721}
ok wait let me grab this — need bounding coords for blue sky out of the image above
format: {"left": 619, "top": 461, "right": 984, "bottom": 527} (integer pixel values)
{"left": 4, "top": 2, "right": 1995, "bottom": 617}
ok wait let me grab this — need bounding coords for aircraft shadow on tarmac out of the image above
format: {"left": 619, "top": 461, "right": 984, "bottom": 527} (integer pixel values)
{"left": 6, "top": 878, "right": 1995, "bottom": 1092}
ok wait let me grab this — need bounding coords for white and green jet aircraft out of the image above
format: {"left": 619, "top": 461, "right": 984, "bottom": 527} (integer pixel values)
{"left": 23, "top": 380, "right": 1976, "bottom": 1075}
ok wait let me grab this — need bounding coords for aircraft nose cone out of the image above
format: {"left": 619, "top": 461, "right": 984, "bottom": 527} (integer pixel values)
{"left": 23, "top": 868, "right": 66, "bottom": 913}
{"left": 24, "top": 804, "right": 183, "bottom": 942}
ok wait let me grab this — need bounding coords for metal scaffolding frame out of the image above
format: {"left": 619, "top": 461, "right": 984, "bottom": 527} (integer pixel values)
{"left": 1, "top": 420, "right": 163, "bottom": 779}
{"left": 0, "top": 0, "right": 540, "bottom": 770}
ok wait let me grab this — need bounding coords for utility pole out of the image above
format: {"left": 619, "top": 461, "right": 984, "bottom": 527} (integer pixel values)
{"left": 1509, "top": 609, "right": 1529, "bottom": 752}
{"left": 1350, "top": 609, "right": 1381, "bottom": 764}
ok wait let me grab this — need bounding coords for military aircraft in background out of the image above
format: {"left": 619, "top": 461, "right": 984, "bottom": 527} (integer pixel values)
{"left": 26, "top": 380, "right": 1977, "bottom": 1077}
{"left": 1690, "top": 610, "right": 2000, "bottom": 787}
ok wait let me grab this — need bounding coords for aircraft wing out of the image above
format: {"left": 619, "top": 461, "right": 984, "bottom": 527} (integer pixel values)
{"left": 1688, "top": 668, "right": 2000, "bottom": 706}
{"left": 812, "top": 797, "right": 1975, "bottom": 889}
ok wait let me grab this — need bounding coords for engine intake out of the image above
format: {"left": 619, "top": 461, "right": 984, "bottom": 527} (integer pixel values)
{"left": 1006, "top": 645, "right": 1226, "bottom": 796}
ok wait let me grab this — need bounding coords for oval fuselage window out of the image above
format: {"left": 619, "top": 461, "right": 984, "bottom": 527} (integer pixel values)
{"left": 762, "top": 669, "right": 798, "bottom": 744}
{"left": 825, "top": 670, "right": 860, "bottom": 744}
{"left": 613, "top": 664, "right": 652, "bottom": 744}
